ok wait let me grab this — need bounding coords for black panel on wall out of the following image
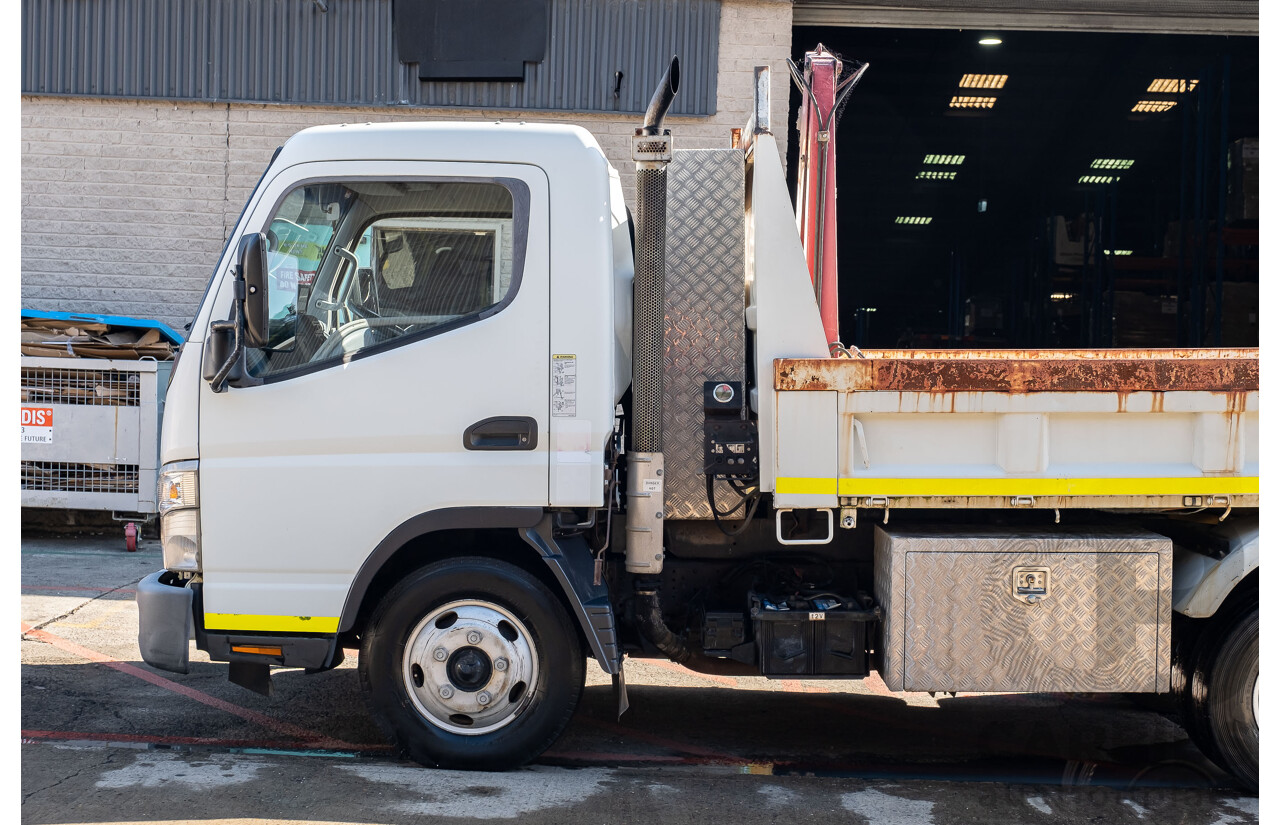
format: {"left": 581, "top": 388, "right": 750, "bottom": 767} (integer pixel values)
{"left": 394, "top": 0, "right": 549, "bottom": 81}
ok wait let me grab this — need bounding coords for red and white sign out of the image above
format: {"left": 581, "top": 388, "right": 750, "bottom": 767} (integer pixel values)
{"left": 21, "top": 407, "right": 53, "bottom": 443}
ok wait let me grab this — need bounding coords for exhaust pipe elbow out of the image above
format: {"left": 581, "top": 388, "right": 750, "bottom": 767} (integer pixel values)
{"left": 640, "top": 56, "right": 681, "bottom": 136}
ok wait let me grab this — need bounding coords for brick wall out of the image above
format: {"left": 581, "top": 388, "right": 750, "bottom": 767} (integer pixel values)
{"left": 21, "top": 0, "right": 793, "bottom": 330}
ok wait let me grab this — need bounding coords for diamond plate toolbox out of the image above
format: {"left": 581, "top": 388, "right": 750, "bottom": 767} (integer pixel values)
{"left": 874, "top": 525, "right": 1171, "bottom": 693}
{"left": 662, "top": 149, "right": 746, "bottom": 519}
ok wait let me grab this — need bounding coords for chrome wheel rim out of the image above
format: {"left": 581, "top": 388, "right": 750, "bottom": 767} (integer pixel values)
{"left": 401, "top": 600, "right": 539, "bottom": 736}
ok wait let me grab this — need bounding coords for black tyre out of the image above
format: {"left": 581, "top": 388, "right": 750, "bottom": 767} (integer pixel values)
{"left": 359, "top": 556, "right": 585, "bottom": 770}
{"left": 1182, "top": 604, "right": 1258, "bottom": 790}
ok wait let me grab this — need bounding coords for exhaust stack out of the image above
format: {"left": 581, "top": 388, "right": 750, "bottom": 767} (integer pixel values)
{"left": 626, "top": 56, "right": 679, "bottom": 575}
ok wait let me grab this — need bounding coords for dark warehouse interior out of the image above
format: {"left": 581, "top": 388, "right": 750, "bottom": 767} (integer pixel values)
{"left": 787, "top": 28, "right": 1259, "bottom": 350}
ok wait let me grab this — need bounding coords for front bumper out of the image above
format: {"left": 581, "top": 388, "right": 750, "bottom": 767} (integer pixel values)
{"left": 136, "top": 570, "right": 194, "bottom": 674}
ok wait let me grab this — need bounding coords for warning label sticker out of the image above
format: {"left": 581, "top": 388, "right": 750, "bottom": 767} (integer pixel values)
{"left": 552, "top": 354, "right": 577, "bottom": 418}
{"left": 21, "top": 407, "right": 53, "bottom": 444}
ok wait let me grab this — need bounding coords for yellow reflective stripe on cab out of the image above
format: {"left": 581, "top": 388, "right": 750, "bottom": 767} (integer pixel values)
{"left": 204, "top": 613, "right": 340, "bottom": 633}
{"left": 773, "top": 476, "right": 1259, "bottom": 497}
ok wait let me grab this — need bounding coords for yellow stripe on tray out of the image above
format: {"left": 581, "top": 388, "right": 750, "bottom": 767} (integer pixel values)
{"left": 773, "top": 476, "right": 1259, "bottom": 498}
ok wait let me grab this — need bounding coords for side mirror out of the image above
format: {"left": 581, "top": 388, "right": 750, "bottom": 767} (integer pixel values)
{"left": 241, "top": 232, "right": 269, "bottom": 349}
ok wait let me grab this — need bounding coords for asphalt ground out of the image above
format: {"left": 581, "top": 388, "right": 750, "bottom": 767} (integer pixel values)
{"left": 19, "top": 533, "right": 1262, "bottom": 824}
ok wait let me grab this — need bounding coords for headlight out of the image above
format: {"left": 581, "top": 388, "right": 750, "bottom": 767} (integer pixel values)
{"left": 157, "top": 462, "right": 200, "bottom": 572}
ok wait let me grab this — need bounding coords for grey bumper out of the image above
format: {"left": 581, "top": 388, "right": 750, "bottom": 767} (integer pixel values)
{"left": 136, "top": 570, "right": 194, "bottom": 674}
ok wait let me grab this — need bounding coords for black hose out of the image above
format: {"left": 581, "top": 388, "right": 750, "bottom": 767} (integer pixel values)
{"left": 633, "top": 584, "right": 757, "bottom": 676}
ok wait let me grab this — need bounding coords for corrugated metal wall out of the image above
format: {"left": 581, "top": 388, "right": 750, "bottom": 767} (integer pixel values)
{"left": 22, "top": 0, "right": 720, "bottom": 115}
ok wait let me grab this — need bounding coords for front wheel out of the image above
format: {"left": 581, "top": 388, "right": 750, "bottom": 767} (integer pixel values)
{"left": 359, "top": 557, "right": 585, "bottom": 770}
{"left": 1183, "top": 604, "right": 1258, "bottom": 790}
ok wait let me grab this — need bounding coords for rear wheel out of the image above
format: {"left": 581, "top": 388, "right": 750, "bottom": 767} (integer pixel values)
{"left": 1182, "top": 603, "right": 1258, "bottom": 790}
{"left": 359, "top": 556, "right": 585, "bottom": 770}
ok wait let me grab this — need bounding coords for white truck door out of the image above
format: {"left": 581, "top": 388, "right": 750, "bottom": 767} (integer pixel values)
{"left": 196, "top": 161, "right": 550, "bottom": 634}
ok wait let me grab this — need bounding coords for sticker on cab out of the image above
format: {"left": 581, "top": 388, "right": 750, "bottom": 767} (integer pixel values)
{"left": 21, "top": 407, "right": 53, "bottom": 444}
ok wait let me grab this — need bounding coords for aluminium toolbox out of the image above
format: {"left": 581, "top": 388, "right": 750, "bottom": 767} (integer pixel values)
{"left": 873, "top": 525, "right": 1172, "bottom": 694}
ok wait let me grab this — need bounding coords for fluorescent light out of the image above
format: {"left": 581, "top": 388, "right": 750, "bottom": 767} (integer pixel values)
{"left": 979, "top": 38, "right": 1002, "bottom": 46}
{"left": 950, "top": 95, "right": 997, "bottom": 109}
{"left": 923, "top": 154, "right": 965, "bottom": 165}
{"left": 916, "top": 170, "right": 957, "bottom": 180}
{"left": 1079, "top": 175, "right": 1117, "bottom": 184}
{"left": 895, "top": 216, "right": 933, "bottom": 225}
{"left": 1132, "top": 100, "right": 1177, "bottom": 113}
{"left": 1050, "top": 293, "right": 1076, "bottom": 301}
{"left": 1106, "top": 249, "right": 1133, "bottom": 256}
{"left": 1091, "top": 158, "right": 1134, "bottom": 170}
{"left": 959, "top": 73, "right": 1008, "bottom": 89}
{"left": 1147, "top": 78, "right": 1198, "bottom": 94}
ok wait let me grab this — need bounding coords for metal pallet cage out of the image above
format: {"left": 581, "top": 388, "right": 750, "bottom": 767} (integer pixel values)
{"left": 21, "top": 355, "right": 173, "bottom": 518}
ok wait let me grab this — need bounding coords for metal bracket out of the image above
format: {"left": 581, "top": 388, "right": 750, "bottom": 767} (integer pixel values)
{"left": 775, "top": 508, "right": 834, "bottom": 545}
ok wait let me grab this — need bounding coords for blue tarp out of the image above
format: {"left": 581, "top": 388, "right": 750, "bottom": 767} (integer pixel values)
{"left": 21, "top": 309, "right": 184, "bottom": 345}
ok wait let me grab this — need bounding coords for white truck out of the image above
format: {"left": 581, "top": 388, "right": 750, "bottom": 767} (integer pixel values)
{"left": 136, "top": 59, "right": 1259, "bottom": 787}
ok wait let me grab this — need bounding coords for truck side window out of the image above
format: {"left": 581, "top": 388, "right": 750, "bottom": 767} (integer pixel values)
{"left": 247, "top": 179, "right": 524, "bottom": 379}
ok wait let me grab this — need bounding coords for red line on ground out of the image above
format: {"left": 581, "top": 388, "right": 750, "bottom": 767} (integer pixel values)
{"left": 542, "top": 750, "right": 701, "bottom": 764}
{"left": 21, "top": 729, "right": 395, "bottom": 752}
{"left": 21, "top": 622, "right": 360, "bottom": 751}
{"left": 640, "top": 659, "right": 740, "bottom": 688}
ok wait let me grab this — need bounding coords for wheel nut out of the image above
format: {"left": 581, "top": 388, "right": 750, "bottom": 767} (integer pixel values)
{"left": 433, "top": 647, "right": 448, "bottom": 661}
{"left": 494, "top": 658, "right": 508, "bottom": 672}
{"left": 466, "top": 630, "right": 482, "bottom": 645}
{"left": 477, "top": 691, "right": 492, "bottom": 705}
{"left": 439, "top": 685, "right": 454, "bottom": 699}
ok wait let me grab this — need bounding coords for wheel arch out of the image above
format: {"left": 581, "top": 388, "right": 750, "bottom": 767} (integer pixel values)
{"left": 1171, "top": 513, "right": 1258, "bottom": 619}
{"left": 340, "top": 507, "right": 541, "bottom": 636}
{"left": 338, "top": 507, "right": 619, "bottom": 674}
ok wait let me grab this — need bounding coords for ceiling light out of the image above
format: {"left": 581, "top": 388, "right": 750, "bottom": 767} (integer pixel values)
{"left": 923, "top": 154, "right": 965, "bottom": 165}
{"left": 1050, "top": 293, "right": 1075, "bottom": 301}
{"left": 1079, "top": 175, "right": 1117, "bottom": 184}
{"left": 895, "top": 216, "right": 933, "bottom": 225}
{"left": 1106, "top": 249, "right": 1133, "bottom": 256}
{"left": 950, "top": 95, "right": 997, "bottom": 109}
{"left": 978, "top": 37, "right": 1002, "bottom": 46}
{"left": 1132, "top": 100, "right": 1177, "bottom": 113}
{"left": 916, "top": 170, "right": 957, "bottom": 180}
{"left": 959, "top": 73, "right": 1008, "bottom": 89}
{"left": 1091, "top": 158, "right": 1134, "bottom": 170}
{"left": 1147, "top": 78, "right": 1198, "bottom": 94}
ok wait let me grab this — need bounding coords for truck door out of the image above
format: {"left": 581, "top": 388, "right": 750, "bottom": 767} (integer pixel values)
{"left": 196, "top": 161, "right": 550, "bottom": 634}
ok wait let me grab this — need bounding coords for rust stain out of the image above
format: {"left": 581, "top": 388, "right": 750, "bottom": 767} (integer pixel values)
{"left": 1117, "top": 391, "right": 1129, "bottom": 413}
{"left": 775, "top": 348, "right": 1259, "bottom": 393}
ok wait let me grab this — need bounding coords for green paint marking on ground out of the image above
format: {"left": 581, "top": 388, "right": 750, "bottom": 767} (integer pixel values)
{"left": 236, "top": 748, "right": 358, "bottom": 758}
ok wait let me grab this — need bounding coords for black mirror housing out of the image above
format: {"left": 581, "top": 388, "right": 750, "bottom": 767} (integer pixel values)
{"left": 240, "top": 232, "right": 269, "bottom": 349}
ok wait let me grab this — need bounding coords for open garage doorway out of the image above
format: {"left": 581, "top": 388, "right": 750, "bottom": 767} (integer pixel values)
{"left": 787, "top": 28, "right": 1258, "bottom": 349}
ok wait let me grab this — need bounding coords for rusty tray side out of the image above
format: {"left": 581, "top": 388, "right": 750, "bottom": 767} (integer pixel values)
{"left": 775, "top": 348, "right": 1259, "bottom": 394}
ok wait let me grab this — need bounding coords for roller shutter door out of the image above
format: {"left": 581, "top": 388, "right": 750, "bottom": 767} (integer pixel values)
{"left": 792, "top": 1, "right": 1257, "bottom": 36}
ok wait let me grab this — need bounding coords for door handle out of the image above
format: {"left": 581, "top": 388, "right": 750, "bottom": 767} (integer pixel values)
{"left": 463, "top": 417, "right": 538, "bottom": 451}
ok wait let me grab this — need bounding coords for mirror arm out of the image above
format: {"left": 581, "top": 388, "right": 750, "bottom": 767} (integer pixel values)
{"left": 207, "top": 276, "right": 246, "bottom": 394}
